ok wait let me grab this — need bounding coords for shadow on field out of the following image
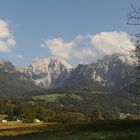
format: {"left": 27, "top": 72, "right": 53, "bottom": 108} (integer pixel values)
{"left": 64, "top": 120, "right": 140, "bottom": 132}
{"left": 0, "top": 120, "right": 140, "bottom": 140}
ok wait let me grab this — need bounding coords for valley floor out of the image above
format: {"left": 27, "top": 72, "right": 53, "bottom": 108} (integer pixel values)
{"left": 0, "top": 120, "right": 140, "bottom": 140}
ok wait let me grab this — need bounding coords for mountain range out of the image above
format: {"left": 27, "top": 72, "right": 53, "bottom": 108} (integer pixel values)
{"left": 19, "top": 54, "right": 135, "bottom": 88}
{"left": 0, "top": 54, "right": 136, "bottom": 97}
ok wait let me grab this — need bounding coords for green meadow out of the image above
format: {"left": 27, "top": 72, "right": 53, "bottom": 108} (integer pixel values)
{"left": 33, "top": 93, "right": 82, "bottom": 102}
{"left": 33, "top": 94, "right": 65, "bottom": 102}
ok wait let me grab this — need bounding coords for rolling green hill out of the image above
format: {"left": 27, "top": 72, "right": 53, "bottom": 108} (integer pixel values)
{"left": 32, "top": 86, "right": 138, "bottom": 119}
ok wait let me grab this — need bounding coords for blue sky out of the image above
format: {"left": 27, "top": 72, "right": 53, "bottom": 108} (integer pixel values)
{"left": 0, "top": 0, "right": 140, "bottom": 66}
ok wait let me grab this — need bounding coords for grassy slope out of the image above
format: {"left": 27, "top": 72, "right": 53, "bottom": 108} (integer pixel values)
{"left": 0, "top": 71, "right": 40, "bottom": 98}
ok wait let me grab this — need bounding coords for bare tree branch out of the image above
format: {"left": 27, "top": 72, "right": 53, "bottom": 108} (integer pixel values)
{"left": 127, "top": 4, "right": 140, "bottom": 25}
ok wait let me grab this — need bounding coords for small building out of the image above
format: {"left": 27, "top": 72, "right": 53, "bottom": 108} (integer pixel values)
{"left": 1, "top": 119, "right": 7, "bottom": 123}
{"left": 34, "top": 119, "right": 41, "bottom": 123}
{"left": 0, "top": 114, "right": 8, "bottom": 123}
{"left": 16, "top": 118, "right": 21, "bottom": 122}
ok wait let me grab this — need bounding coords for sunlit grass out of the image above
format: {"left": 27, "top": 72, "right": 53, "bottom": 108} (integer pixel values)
{"left": 33, "top": 94, "right": 65, "bottom": 102}
{"left": 0, "top": 121, "right": 57, "bottom": 136}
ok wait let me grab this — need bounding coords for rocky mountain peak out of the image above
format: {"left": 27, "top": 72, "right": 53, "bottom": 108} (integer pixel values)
{"left": 0, "top": 59, "right": 15, "bottom": 72}
{"left": 32, "top": 57, "right": 73, "bottom": 70}
{"left": 18, "top": 57, "right": 73, "bottom": 88}
{"left": 0, "top": 59, "right": 9, "bottom": 65}
{"left": 100, "top": 54, "right": 136, "bottom": 65}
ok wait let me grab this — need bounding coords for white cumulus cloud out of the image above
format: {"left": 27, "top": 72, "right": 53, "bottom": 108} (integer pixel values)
{"left": 0, "top": 19, "right": 16, "bottom": 53}
{"left": 43, "top": 38, "right": 75, "bottom": 59}
{"left": 41, "top": 31, "right": 135, "bottom": 64}
{"left": 72, "top": 48, "right": 95, "bottom": 60}
{"left": 91, "top": 31, "right": 134, "bottom": 56}
{"left": 6, "top": 38, "right": 16, "bottom": 46}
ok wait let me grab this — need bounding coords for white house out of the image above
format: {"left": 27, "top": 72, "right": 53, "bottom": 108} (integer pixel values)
{"left": 16, "top": 118, "right": 21, "bottom": 122}
{"left": 34, "top": 119, "right": 41, "bottom": 123}
{"left": 1, "top": 119, "right": 7, "bottom": 123}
